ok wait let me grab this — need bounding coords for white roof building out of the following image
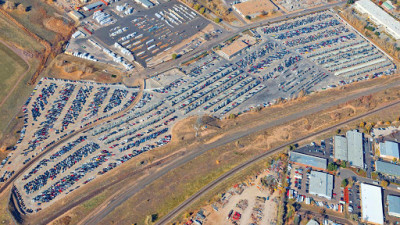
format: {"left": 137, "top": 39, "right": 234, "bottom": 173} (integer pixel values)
{"left": 309, "top": 171, "right": 333, "bottom": 200}
{"left": 355, "top": 0, "right": 400, "bottom": 40}
{"left": 360, "top": 183, "right": 384, "bottom": 224}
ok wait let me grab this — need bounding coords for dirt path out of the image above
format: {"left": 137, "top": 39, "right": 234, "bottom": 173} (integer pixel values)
{"left": 0, "top": 40, "right": 31, "bottom": 109}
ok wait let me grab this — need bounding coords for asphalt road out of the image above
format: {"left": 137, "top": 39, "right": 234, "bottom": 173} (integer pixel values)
{"left": 81, "top": 78, "right": 400, "bottom": 225}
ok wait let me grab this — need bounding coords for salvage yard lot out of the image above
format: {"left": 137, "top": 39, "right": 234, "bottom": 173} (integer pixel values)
{"left": 4, "top": 8, "right": 400, "bottom": 224}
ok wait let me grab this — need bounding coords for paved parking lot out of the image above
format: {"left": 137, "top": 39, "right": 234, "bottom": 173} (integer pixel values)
{"left": 70, "top": 0, "right": 210, "bottom": 68}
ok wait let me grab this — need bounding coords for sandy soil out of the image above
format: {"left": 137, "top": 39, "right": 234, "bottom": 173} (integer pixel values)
{"left": 205, "top": 170, "right": 278, "bottom": 225}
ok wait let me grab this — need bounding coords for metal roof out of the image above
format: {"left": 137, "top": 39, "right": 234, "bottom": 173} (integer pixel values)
{"left": 83, "top": 1, "right": 104, "bottom": 10}
{"left": 334, "top": 135, "right": 347, "bottom": 161}
{"left": 346, "top": 130, "right": 364, "bottom": 168}
{"left": 355, "top": 0, "right": 400, "bottom": 39}
{"left": 136, "top": 0, "right": 154, "bottom": 8}
{"left": 306, "top": 219, "right": 319, "bottom": 225}
{"left": 309, "top": 171, "right": 333, "bottom": 200}
{"left": 379, "top": 141, "right": 399, "bottom": 158}
{"left": 388, "top": 195, "right": 400, "bottom": 217}
{"left": 361, "top": 183, "right": 384, "bottom": 224}
{"left": 289, "top": 151, "right": 327, "bottom": 169}
{"left": 375, "top": 160, "right": 400, "bottom": 177}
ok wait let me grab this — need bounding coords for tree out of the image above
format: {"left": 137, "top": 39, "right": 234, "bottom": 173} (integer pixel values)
{"left": 328, "top": 162, "right": 338, "bottom": 171}
{"left": 341, "top": 178, "right": 348, "bottom": 187}
{"left": 199, "top": 7, "right": 205, "bottom": 14}
{"left": 172, "top": 53, "right": 178, "bottom": 60}
{"left": 228, "top": 113, "right": 237, "bottom": 119}
{"left": 193, "top": 3, "right": 201, "bottom": 10}
{"left": 341, "top": 160, "right": 347, "bottom": 168}
{"left": 381, "top": 180, "right": 388, "bottom": 188}
{"left": 347, "top": 0, "right": 355, "bottom": 4}
{"left": 214, "top": 17, "right": 221, "bottom": 23}
{"left": 245, "top": 15, "right": 251, "bottom": 20}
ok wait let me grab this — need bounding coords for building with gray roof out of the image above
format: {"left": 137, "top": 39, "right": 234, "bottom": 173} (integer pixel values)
{"left": 388, "top": 195, "right": 400, "bottom": 217}
{"left": 380, "top": 141, "right": 400, "bottom": 159}
{"left": 375, "top": 160, "right": 400, "bottom": 177}
{"left": 334, "top": 135, "right": 347, "bottom": 161}
{"left": 346, "top": 130, "right": 364, "bottom": 168}
{"left": 289, "top": 151, "right": 327, "bottom": 170}
{"left": 309, "top": 171, "right": 333, "bottom": 200}
{"left": 135, "top": 0, "right": 154, "bottom": 8}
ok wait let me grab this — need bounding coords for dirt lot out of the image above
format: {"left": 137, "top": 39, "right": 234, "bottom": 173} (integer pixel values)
{"left": 44, "top": 54, "right": 125, "bottom": 83}
{"left": 204, "top": 170, "right": 279, "bottom": 225}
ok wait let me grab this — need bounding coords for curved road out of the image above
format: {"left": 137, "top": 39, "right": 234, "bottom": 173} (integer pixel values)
{"left": 81, "top": 78, "right": 400, "bottom": 225}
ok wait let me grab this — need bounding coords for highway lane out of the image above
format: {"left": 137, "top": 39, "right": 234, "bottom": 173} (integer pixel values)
{"left": 81, "top": 78, "right": 400, "bottom": 225}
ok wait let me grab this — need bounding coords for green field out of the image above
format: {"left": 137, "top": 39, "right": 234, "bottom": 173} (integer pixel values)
{"left": 0, "top": 43, "right": 29, "bottom": 102}
{"left": 0, "top": 15, "right": 42, "bottom": 142}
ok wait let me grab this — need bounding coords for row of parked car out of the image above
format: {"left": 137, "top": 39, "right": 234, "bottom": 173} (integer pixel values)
{"left": 23, "top": 142, "right": 100, "bottom": 195}
{"left": 262, "top": 12, "right": 333, "bottom": 34}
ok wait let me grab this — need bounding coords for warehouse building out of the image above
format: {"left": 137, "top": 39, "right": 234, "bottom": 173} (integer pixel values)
{"left": 289, "top": 151, "right": 327, "bottom": 170}
{"left": 346, "top": 130, "right": 364, "bottom": 168}
{"left": 309, "top": 171, "right": 333, "bottom": 200}
{"left": 334, "top": 135, "right": 347, "bottom": 161}
{"left": 232, "top": 0, "right": 276, "bottom": 19}
{"left": 388, "top": 195, "right": 400, "bottom": 218}
{"left": 360, "top": 183, "right": 384, "bottom": 224}
{"left": 218, "top": 40, "right": 248, "bottom": 60}
{"left": 379, "top": 141, "right": 399, "bottom": 159}
{"left": 382, "top": 1, "right": 395, "bottom": 11}
{"left": 68, "top": 10, "right": 85, "bottom": 22}
{"left": 134, "top": 0, "right": 154, "bottom": 8}
{"left": 83, "top": 1, "right": 104, "bottom": 11}
{"left": 355, "top": 0, "right": 400, "bottom": 40}
{"left": 375, "top": 160, "right": 400, "bottom": 177}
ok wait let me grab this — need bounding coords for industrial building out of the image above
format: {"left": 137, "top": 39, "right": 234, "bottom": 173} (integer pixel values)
{"left": 289, "top": 151, "right": 327, "bottom": 170}
{"left": 375, "top": 160, "right": 400, "bottom": 177}
{"left": 68, "top": 10, "right": 85, "bottom": 22}
{"left": 379, "top": 141, "right": 399, "bottom": 159}
{"left": 218, "top": 40, "right": 248, "bottom": 60}
{"left": 360, "top": 183, "right": 384, "bottom": 225}
{"left": 382, "top": 1, "right": 395, "bottom": 11}
{"left": 134, "top": 0, "right": 154, "bottom": 8}
{"left": 306, "top": 219, "right": 319, "bottom": 225}
{"left": 354, "top": 0, "right": 400, "bottom": 40}
{"left": 346, "top": 130, "right": 364, "bottom": 168}
{"left": 308, "top": 171, "right": 333, "bottom": 200}
{"left": 83, "top": 1, "right": 104, "bottom": 11}
{"left": 232, "top": 0, "right": 276, "bottom": 19}
{"left": 334, "top": 135, "right": 347, "bottom": 161}
{"left": 388, "top": 195, "right": 400, "bottom": 218}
